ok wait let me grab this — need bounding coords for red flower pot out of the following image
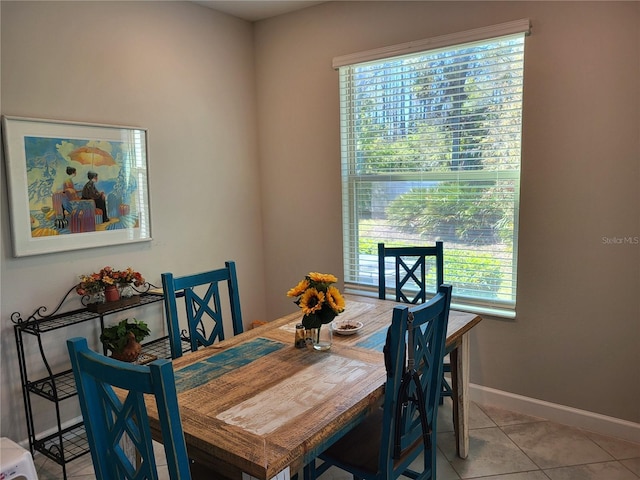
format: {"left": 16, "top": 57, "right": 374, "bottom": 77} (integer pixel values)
{"left": 104, "top": 285, "right": 120, "bottom": 302}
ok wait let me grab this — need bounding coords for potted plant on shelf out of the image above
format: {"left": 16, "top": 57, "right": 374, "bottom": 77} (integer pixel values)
{"left": 100, "top": 318, "right": 151, "bottom": 362}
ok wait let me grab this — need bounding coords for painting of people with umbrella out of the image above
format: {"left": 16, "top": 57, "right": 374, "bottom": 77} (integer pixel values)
{"left": 2, "top": 116, "right": 152, "bottom": 257}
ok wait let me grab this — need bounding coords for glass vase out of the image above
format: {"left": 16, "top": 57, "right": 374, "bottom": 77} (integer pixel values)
{"left": 120, "top": 284, "right": 135, "bottom": 298}
{"left": 89, "top": 291, "right": 105, "bottom": 305}
{"left": 305, "top": 325, "right": 332, "bottom": 351}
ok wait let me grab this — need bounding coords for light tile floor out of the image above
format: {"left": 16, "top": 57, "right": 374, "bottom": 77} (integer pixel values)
{"left": 35, "top": 400, "right": 640, "bottom": 480}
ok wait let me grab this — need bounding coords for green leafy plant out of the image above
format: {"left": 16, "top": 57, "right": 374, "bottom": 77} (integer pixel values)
{"left": 99, "top": 318, "right": 150, "bottom": 354}
{"left": 387, "top": 183, "right": 512, "bottom": 245}
{"left": 357, "top": 228, "right": 506, "bottom": 299}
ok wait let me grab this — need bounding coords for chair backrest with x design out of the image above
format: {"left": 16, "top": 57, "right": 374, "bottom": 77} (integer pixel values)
{"left": 378, "top": 242, "right": 444, "bottom": 304}
{"left": 66, "top": 337, "right": 192, "bottom": 480}
{"left": 379, "top": 283, "right": 452, "bottom": 479}
{"left": 378, "top": 242, "right": 453, "bottom": 404}
{"left": 162, "top": 261, "right": 243, "bottom": 359}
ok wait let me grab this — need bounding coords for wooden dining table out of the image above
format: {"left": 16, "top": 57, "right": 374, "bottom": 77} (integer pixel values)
{"left": 144, "top": 294, "right": 482, "bottom": 480}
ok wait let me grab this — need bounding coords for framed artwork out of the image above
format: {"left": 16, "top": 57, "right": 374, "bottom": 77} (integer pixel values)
{"left": 2, "top": 116, "right": 152, "bottom": 257}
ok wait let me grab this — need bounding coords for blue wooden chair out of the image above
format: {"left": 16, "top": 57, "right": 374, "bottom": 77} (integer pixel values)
{"left": 378, "top": 242, "right": 444, "bottom": 304}
{"left": 305, "top": 284, "right": 452, "bottom": 480}
{"left": 66, "top": 337, "right": 192, "bottom": 480}
{"left": 377, "top": 242, "right": 453, "bottom": 404}
{"left": 161, "top": 261, "right": 243, "bottom": 359}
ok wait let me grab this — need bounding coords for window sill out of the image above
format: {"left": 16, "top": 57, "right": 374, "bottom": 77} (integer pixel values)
{"left": 344, "top": 286, "right": 516, "bottom": 320}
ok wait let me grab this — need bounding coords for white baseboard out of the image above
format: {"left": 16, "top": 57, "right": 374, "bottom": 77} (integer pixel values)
{"left": 470, "top": 383, "right": 640, "bottom": 444}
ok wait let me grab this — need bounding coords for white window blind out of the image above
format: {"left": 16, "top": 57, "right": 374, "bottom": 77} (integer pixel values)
{"left": 338, "top": 23, "right": 529, "bottom": 314}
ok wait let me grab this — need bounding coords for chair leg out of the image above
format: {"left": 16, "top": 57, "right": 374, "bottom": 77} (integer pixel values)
{"left": 303, "top": 460, "right": 316, "bottom": 480}
{"left": 440, "top": 348, "right": 453, "bottom": 404}
{"left": 450, "top": 347, "right": 460, "bottom": 449}
{"left": 440, "top": 366, "right": 453, "bottom": 405}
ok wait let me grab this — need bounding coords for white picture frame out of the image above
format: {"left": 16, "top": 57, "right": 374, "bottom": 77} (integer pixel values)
{"left": 2, "top": 116, "right": 152, "bottom": 257}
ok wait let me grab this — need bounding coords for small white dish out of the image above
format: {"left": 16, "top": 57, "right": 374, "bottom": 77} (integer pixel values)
{"left": 332, "top": 320, "right": 364, "bottom": 336}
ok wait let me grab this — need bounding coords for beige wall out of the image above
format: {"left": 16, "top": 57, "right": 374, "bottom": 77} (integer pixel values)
{"left": 0, "top": 1, "right": 266, "bottom": 440}
{"left": 254, "top": 1, "right": 640, "bottom": 423}
{"left": 1, "top": 0, "right": 638, "bottom": 445}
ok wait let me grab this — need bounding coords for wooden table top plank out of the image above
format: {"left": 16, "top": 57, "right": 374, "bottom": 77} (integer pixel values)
{"left": 174, "top": 338, "right": 286, "bottom": 393}
{"left": 445, "top": 309, "right": 483, "bottom": 346}
{"left": 144, "top": 294, "right": 481, "bottom": 479}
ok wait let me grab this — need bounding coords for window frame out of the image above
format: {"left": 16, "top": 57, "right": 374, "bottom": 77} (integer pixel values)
{"left": 337, "top": 21, "right": 531, "bottom": 318}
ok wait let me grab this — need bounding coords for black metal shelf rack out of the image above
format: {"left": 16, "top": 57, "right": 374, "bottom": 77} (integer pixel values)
{"left": 12, "top": 286, "right": 170, "bottom": 480}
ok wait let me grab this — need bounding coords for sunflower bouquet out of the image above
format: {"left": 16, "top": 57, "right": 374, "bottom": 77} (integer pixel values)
{"left": 287, "top": 272, "right": 346, "bottom": 329}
